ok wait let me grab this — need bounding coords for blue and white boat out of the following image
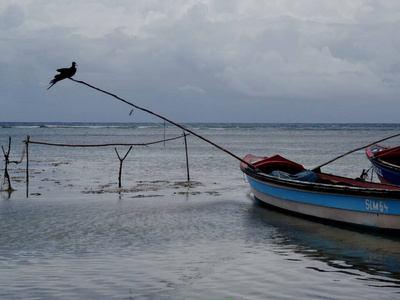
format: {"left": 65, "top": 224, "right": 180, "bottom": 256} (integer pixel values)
{"left": 241, "top": 154, "right": 400, "bottom": 231}
{"left": 366, "top": 144, "right": 400, "bottom": 186}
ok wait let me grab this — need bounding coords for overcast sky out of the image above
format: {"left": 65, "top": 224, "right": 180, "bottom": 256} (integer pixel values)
{"left": 1, "top": 0, "right": 400, "bottom": 123}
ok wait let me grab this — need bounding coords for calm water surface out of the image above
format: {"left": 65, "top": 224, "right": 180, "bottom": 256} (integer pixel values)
{"left": 1, "top": 123, "right": 400, "bottom": 299}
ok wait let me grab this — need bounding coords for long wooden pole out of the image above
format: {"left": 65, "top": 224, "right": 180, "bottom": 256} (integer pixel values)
{"left": 312, "top": 132, "right": 400, "bottom": 172}
{"left": 69, "top": 78, "right": 255, "bottom": 170}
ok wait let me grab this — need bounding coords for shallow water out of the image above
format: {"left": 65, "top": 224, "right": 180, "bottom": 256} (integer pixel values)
{"left": 1, "top": 123, "right": 400, "bottom": 299}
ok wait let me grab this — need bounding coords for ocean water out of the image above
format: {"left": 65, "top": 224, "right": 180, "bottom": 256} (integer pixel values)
{"left": 1, "top": 122, "right": 400, "bottom": 299}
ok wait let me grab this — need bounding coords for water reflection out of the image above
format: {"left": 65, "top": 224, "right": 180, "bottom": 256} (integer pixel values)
{"left": 247, "top": 197, "right": 400, "bottom": 286}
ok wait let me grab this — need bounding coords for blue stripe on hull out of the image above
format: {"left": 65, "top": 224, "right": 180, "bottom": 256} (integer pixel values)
{"left": 248, "top": 177, "right": 400, "bottom": 216}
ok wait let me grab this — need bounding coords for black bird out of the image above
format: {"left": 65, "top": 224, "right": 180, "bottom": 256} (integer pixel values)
{"left": 47, "top": 62, "right": 77, "bottom": 90}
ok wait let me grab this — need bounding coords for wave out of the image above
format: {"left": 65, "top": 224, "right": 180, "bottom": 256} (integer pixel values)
{"left": 0, "top": 125, "right": 41, "bottom": 129}
{"left": 0, "top": 122, "right": 162, "bottom": 129}
{"left": 1, "top": 122, "right": 399, "bottom": 131}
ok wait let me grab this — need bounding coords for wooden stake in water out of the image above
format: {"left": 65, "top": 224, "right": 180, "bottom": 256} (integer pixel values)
{"left": 183, "top": 132, "right": 190, "bottom": 182}
{"left": 164, "top": 120, "right": 166, "bottom": 147}
{"left": 115, "top": 146, "right": 133, "bottom": 188}
{"left": 1, "top": 137, "right": 14, "bottom": 192}
{"left": 25, "top": 135, "right": 30, "bottom": 197}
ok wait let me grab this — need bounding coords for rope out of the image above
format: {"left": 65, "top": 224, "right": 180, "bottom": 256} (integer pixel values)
{"left": 27, "top": 134, "right": 185, "bottom": 147}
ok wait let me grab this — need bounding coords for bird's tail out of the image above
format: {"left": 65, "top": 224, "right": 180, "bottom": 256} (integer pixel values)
{"left": 47, "top": 79, "right": 57, "bottom": 90}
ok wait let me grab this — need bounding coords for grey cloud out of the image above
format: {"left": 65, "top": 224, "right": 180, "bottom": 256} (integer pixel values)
{"left": 2, "top": 1, "right": 400, "bottom": 123}
{"left": 178, "top": 85, "right": 206, "bottom": 94}
{"left": 0, "top": 5, "right": 25, "bottom": 29}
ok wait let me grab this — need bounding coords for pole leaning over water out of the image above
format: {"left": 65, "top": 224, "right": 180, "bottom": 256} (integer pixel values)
{"left": 69, "top": 78, "right": 256, "bottom": 170}
{"left": 312, "top": 132, "right": 400, "bottom": 172}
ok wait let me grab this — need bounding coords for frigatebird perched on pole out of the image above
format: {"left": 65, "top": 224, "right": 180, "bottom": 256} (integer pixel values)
{"left": 47, "top": 62, "right": 77, "bottom": 90}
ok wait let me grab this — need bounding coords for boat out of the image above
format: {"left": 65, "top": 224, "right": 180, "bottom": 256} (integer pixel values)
{"left": 240, "top": 154, "right": 400, "bottom": 231}
{"left": 366, "top": 144, "right": 400, "bottom": 185}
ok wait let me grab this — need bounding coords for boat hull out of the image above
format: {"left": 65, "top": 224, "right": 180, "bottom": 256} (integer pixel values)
{"left": 241, "top": 154, "right": 400, "bottom": 231}
{"left": 369, "top": 161, "right": 400, "bottom": 185}
{"left": 248, "top": 176, "right": 400, "bottom": 230}
{"left": 366, "top": 144, "right": 400, "bottom": 185}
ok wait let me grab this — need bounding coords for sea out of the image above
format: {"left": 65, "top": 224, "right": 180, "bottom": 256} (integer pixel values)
{"left": 1, "top": 122, "right": 400, "bottom": 300}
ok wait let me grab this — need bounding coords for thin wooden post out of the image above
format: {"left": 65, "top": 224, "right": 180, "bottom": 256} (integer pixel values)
{"left": 25, "top": 135, "right": 30, "bottom": 197}
{"left": 183, "top": 132, "right": 190, "bottom": 182}
{"left": 1, "top": 137, "right": 14, "bottom": 192}
{"left": 115, "top": 146, "right": 132, "bottom": 188}
{"left": 164, "top": 120, "right": 166, "bottom": 147}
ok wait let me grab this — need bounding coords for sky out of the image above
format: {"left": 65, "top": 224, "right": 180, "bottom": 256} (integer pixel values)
{"left": 1, "top": 0, "right": 400, "bottom": 123}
